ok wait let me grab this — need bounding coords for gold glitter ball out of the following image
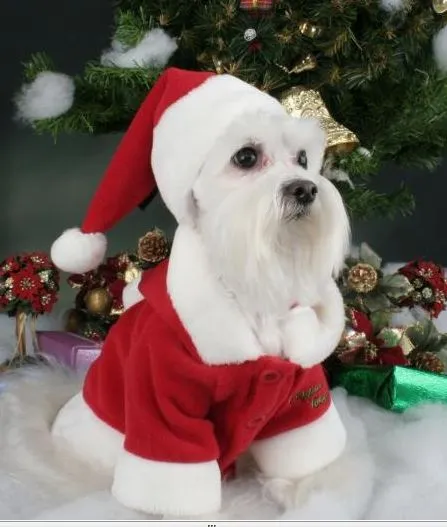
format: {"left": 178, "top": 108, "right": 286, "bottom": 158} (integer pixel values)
{"left": 347, "top": 263, "right": 379, "bottom": 293}
{"left": 278, "top": 86, "right": 359, "bottom": 154}
{"left": 84, "top": 287, "right": 113, "bottom": 315}
{"left": 64, "top": 308, "right": 84, "bottom": 333}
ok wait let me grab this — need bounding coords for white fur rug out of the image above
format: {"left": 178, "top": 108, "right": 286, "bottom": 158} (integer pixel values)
{"left": 1, "top": 310, "right": 447, "bottom": 521}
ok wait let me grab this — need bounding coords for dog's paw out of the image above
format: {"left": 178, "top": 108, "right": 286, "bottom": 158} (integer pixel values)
{"left": 282, "top": 307, "right": 324, "bottom": 368}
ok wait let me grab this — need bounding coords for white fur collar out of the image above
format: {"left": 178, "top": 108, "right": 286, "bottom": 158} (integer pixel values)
{"left": 166, "top": 225, "right": 263, "bottom": 365}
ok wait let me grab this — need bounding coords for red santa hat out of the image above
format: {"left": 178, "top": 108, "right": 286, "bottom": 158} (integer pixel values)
{"left": 50, "top": 67, "right": 285, "bottom": 274}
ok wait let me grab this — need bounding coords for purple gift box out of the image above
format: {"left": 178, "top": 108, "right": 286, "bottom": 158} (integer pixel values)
{"left": 36, "top": 331, "right": 102, "bottom": 374}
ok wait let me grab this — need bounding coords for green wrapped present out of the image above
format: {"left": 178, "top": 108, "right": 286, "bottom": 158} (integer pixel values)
{"left": 329, "top": 364, "right": 447, "bottom": 412}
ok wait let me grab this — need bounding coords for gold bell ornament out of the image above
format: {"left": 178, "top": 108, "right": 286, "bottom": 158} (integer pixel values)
{"left": 278, "top": 86, "right": 359, "bottom": 155}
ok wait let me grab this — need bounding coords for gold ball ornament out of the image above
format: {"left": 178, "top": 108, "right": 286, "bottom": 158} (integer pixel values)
{"left": 347, "top": 263, "right": 379, "bottom": 294}
{"left": 298, "top": 20, "right": 322, "bottom": 39}
{"left": 84, "top": 287, "right": 113, "bottom": 315}
{"left": 433, "top": 0, "right": 447, "bottom": 14}
{"left": 64, "top": 308, "right": 84, "bottom": 333}
{"left": 278, "top": 86, "right": 359, "bottom": 155}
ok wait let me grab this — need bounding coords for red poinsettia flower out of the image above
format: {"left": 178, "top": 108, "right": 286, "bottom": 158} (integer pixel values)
{"left": 398, "top": 260, "right": 447, "bottom": 318}
{"left": 0, "top": 257, "right": 20, "bottom": 276}
{"left": 27, "top": 252, "right": 51, "bottom": 269}
{"left": 34, "top": 292, "right": 58, "bottom": 314}
{"left": 12, "top": 268, "right": 41, "bottom": 302}
{"left": 344, "top": 310, "right": 409, "bottom": 367}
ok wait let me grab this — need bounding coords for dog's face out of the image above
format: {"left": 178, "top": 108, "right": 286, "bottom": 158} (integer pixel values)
{"left": 191, "top": 111, "right": 350, "bottom": 307}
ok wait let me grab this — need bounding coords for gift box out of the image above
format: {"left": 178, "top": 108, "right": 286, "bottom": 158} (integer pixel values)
{"left": 329, "top": 364, "right": 447, "bottom": 412}
{"left": 36, "top": 331, "right": 101, "bottom": 374}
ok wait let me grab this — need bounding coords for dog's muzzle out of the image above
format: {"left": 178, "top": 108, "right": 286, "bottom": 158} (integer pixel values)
{"left": 281, "top": 179, "right": 318, "bottom": 219}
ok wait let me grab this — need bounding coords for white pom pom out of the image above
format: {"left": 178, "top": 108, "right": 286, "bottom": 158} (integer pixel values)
{"left": 122, "top": 276, "right": 144, "bottom": 310}
{"left": 101, "top": 28, "right": 177, "bottom": 68}
{"left": 379, "top": 0, "right": 409, "bottom": 11}
{"left": 50, "top": 228, "right": 107, "bottom": 273}
{"left": 357, "top": 147, "right": 372, "bottom": 158}
{"left": 15, "top": 71, "right": 75, "bottom": 123}
{"left": 433, "top": 26, "right": 447, "bottom": 73}
{"left": 324, "top": 168, "right": 354, "bottom": 188}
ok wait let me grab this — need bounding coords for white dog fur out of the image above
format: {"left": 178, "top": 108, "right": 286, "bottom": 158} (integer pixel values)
{"left": 2, "top": 108, "right": 351, "bottom": 517}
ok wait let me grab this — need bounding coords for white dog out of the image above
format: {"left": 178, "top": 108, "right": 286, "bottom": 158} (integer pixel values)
{"left": 2, "top": 68, "right": 351, "bottom": 518}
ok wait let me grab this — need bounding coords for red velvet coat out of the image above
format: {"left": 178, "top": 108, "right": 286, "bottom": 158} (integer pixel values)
{"left": 83, "top": 260, "right": 331, "bottom": 477}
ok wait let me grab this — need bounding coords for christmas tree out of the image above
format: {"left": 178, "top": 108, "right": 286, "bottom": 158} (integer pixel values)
{"left": 14, "top": 0, "right": 447, "bottom": 219}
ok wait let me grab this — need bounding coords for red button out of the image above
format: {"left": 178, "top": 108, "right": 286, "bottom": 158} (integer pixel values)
{"left": 261, "top": 370, "right": 281, "bottom": 383}
{"left": 246, "top": 416, "right": 266, "bottom": 429}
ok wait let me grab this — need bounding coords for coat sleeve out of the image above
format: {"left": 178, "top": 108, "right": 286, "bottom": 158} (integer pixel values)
{"left": 249, "top": 365, "right": 347, "bottom": 479}
{"left": 111, "top": 321, "right": 221, "bottom": 516}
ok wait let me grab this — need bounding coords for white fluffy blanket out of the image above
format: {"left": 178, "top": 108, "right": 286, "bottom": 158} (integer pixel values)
{"left": 1, "top": 310, "right": 447, "bottom": 521}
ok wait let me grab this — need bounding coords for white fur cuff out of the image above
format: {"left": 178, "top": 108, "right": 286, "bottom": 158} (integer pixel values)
{"left": 112, "top": 451, "right": 222, "bottom": 516}
{"left": 250, "top": 403, "right": 346, "bottom": 479}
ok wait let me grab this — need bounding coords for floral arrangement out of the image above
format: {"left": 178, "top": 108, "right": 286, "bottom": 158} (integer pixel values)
{"left": 65, "top": 229, "right": 170, "bottom": 341}
{"left": 334, "top": 244, "right": 447, "bottom": 374}
{"left": 0, "top": 252, "right": 60, "bottom": 315}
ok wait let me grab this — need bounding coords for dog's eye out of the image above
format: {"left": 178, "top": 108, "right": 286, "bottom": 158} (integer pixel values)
{"left": 232, "top": 147, "right": 258, "bottom": 169}
{"left": 297, "top": 150, "right": 308, "bottom": 170}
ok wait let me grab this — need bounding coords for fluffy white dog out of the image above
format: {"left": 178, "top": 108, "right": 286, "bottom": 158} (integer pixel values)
{"left": 1, "top": 68, "right": 351, "bottom": 518}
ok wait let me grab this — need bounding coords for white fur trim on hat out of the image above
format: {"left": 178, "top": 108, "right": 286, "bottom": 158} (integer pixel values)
{"left": 50, "top": 227, "right": 107, "bottom": 273}
{"left": 152, "top": 74, "right": 285, "bottom": 223}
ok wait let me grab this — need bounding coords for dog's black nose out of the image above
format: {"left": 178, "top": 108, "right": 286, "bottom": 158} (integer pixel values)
{"left": 283, "top": 179, "right": 318, "bottom": 205}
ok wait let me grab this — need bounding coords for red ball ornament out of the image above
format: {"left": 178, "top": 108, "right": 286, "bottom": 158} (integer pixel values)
{"left": 239, "top": 0, "right": 274, "bottom": 12}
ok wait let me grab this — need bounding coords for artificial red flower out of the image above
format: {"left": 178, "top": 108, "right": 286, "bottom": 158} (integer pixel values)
{"left": 28, "top": 252, "right": 51, "bottom": 269}
{"left": 398, "top": 260, "right": 447, "bottom": 318}
{"left": 36, "top": 292, "right": 57, "bottom": 314}
{"left": 12, "top": 269, "right": 41, "bottom": 301}
{"left": 0, "top": 257, "right": 20, "bottom": 276}
{"left": 108, "top": 278, "right": 126, "bottom": 312}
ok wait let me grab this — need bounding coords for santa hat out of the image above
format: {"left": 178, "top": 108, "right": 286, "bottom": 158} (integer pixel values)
{"left": 50, "top": 67, "right": 285, "bottom": 274}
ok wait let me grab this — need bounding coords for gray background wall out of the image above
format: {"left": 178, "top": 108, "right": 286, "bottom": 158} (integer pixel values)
{"left": 2, "top": 0, "right": 446, "bottom": 307}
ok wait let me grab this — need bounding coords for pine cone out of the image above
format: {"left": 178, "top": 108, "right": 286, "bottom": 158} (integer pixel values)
{"left": 137, "top": 229, "right": 169, "bottom": 264}
{"left": 347, "top": 263, "right": 378, "bottom": 294}
{"left": 410, "top": 351, "right": 445, "bottom": 374}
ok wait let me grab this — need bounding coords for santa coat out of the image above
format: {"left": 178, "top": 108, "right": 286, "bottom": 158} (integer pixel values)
{"left": 84, "top": 258, "right": 332, "bottom": 477}
{"left": 52, "top": 225, "right": 346, "bottom": 516}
